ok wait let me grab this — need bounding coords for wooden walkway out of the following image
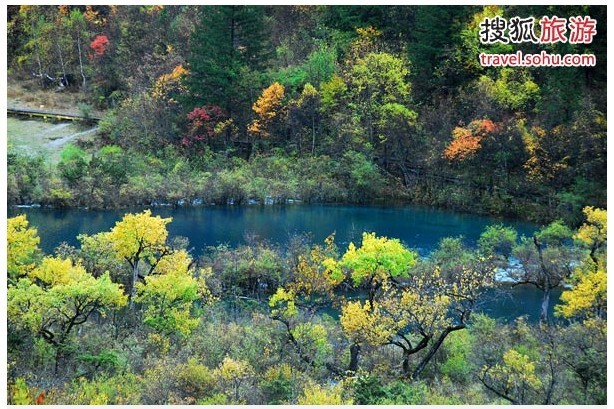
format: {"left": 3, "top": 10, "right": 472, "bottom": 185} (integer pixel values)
{"left": 7, "top": 107, "right": 101, "bottom": 122}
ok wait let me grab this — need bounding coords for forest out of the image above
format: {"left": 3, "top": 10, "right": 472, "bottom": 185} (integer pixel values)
{"left": 5, "top": 5, "right": 607, "bottom": 405}
{"left": 7, "top": 5, "right": 606, "bottom": 223}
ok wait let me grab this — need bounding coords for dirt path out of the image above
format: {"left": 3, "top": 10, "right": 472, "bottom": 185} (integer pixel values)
{"left": 45, "top": 126, "right": 99, "bottom": 149}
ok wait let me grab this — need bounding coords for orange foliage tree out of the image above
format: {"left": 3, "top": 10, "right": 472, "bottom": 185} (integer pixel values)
{"left": 248, "top": 82, "right": 285, "bottom": 138}
{"left": 443, "top": 119, "right": 498, "bottom": 161}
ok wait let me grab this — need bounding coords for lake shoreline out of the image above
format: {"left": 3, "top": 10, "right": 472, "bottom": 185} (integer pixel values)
{"left": 8, "top": 196, "right": 542, "bottom": 226}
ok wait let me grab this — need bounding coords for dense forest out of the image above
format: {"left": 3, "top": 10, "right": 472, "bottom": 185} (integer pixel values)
{"left": 7, "top": 5, "right": 606, "bottom": 223}
{"left": 6, "top": 5, "right": 607, "bottom": 405}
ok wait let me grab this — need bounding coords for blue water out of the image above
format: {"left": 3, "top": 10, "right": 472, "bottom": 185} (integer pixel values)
{"left": 8, "top": 204, "right": 539, "bottom": 256}
{"left": 8, "top": 204, "right": 558, "bottom": 322}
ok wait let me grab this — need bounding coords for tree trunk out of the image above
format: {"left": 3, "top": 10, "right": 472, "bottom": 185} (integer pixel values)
{"left": 412, "top": 326, "right": 464, "bottom": 380}
{"left": 311, "top": 114, "right": 316, "bottom": 156}
{"left": 533, "top": 236, "right": 552, "bottom": 324}
{"left": 54, "top": 348, "right": 63, "bottom": 375}
{"left": 31, "top": 19, "right": 44, "bottom": 82}
{"left": 129, "top": 260, "right": 139, "bottom": 309}
{"left": 540, "top": 287, "right": 551, "bottom": 324}
{"left": 56, "top": 41, "right": 67, "bottom": 87}
{"left": 402, "top": 349, "right": 411, "bottom": 375}
{"left": 348, "top": 342, "right": 360, "bottom": 373}
{"left": 77, "top": 35, "right": 86, "bottom": 88}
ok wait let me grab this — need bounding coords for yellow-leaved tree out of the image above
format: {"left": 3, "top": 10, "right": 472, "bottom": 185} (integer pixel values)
{"left": 134, "top": 250, "right": 214, "bottom": 337}
{"left": 248, "top": 82, "right": 285, "bottom": 138}
{"left": 341, "top": 232, "right": 417, "bottom": 307}
{"left": 104, "top": 210, "right": 213, "bottom": 335}
{"left": 269, "top": 234, "right": 342, "bottom": 374}
{"left": 214, "top": 356, "right": 255, "bottom": 403}
{"left": 8, "top": 256, "right": 127, "bottom": 373}
{"left": 107, "top": 209, "right": 172, "bottom": 307}
{"left": 556, "top": 207, "right": 607, "bottom": 320}
{"left": 339, "top": 232, "right": 494, "bottom": 377}
{"left": 151, "top": 64, "right": 188, "bottom": 103}
{"left": 479, "top": 349, "right": 542, "bottom": 405}
{"left": 7, "top": 215, "right": 41, "bottom": 284}
{"left": 297, "top": 382, "right": 353, "bottom": 405}
{"left": 574, "top": 206, "right": 607, "bottom": 265}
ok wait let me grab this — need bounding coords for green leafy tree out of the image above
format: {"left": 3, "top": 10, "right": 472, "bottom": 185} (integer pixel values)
{"left": 58, "top": 144, "right": 89, "bottom": 187}
{"left": 340, "top": 231, "right": 417, "bottom": 307}
{"left": 477, "top": 68, "right": 540, "bottom": 113}
{"left": 409, "top": 6, "right": 477, "bottom": 103}
{"left": 8, "top": 256, "right": 127, "bottom": 372}
{"left": 511, "top": 221, "right": 579, "bottom": 323}
{"left": 429, "top": 236, "right": 473, "bottom": 277}
{"left": 66, "top": 8, "right": 89, "bottom": 88}
{"left": 346, "top": 51, "right": 415, "bottom": 159}
{"left": 478, "top": 224, "right": 518, "bottom": 259}
{"left": 473, "top": 314, "right": 604, "bottom": 405}
{"left": 16, "top": 6, "right": 52, "bottom": 81}
{"left": 557, "top": 318, "right": 607, "bottom": 404}
{"left": 134, "top": 251, "right": 213, "bottom": 337}
{"left": 259, "top": 363, "right": 295, "bottom": 404}
{"left": 289, "top": 83, "right": 321, "bottom": 155}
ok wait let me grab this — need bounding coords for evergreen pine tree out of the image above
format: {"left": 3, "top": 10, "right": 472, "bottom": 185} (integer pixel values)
{"left": 184, "top": 6, "right": 269, "bottom": 119}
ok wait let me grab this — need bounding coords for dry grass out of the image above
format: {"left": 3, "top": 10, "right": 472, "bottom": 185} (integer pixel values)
{"left": 7, "top": 80, "right": 103, "bottom": 117}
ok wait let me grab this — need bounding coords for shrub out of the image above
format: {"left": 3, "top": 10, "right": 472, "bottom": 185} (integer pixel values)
{"left": 478, "top": 224, "right": 517, "bottom": 258}
{"left": 439, "top": 330, "right": 474, "bottom": 383}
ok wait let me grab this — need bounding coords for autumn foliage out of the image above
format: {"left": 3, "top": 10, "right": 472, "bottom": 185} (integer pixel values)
{"left": 90, "top": 35, "right": 110, "bottom": 56}
{"left": 36, "top": 391, "right": 45, "bottom": 405}
{"left": 444, "top": 119, "right": 499, "bottom": 161}
{"left": 183, "top": 105, "right": 227, "bottom": 147}
{"left": 152, "top": 64, "right": 189, "bottom": 102}
{"left": 248, "top": 82, "right": 285, "bottom": 137}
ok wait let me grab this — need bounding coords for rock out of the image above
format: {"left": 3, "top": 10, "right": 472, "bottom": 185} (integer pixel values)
{"left": 16, "top": 203, "right": 42, "bottom": 208}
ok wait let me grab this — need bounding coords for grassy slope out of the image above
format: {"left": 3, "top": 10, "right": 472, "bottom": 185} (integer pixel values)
{"left": 7, "top": 118, "right": 97, "bottom": 164}
{"left": 7, "top": 80, "right": 101, "bottom": 164}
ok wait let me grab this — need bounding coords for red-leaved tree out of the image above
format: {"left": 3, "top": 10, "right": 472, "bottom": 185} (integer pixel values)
{"left": 183, "top": 105, "right": 227, "bottom": 149}
{"left": 90, "top": 35, "right": 110, "bottom": 56}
